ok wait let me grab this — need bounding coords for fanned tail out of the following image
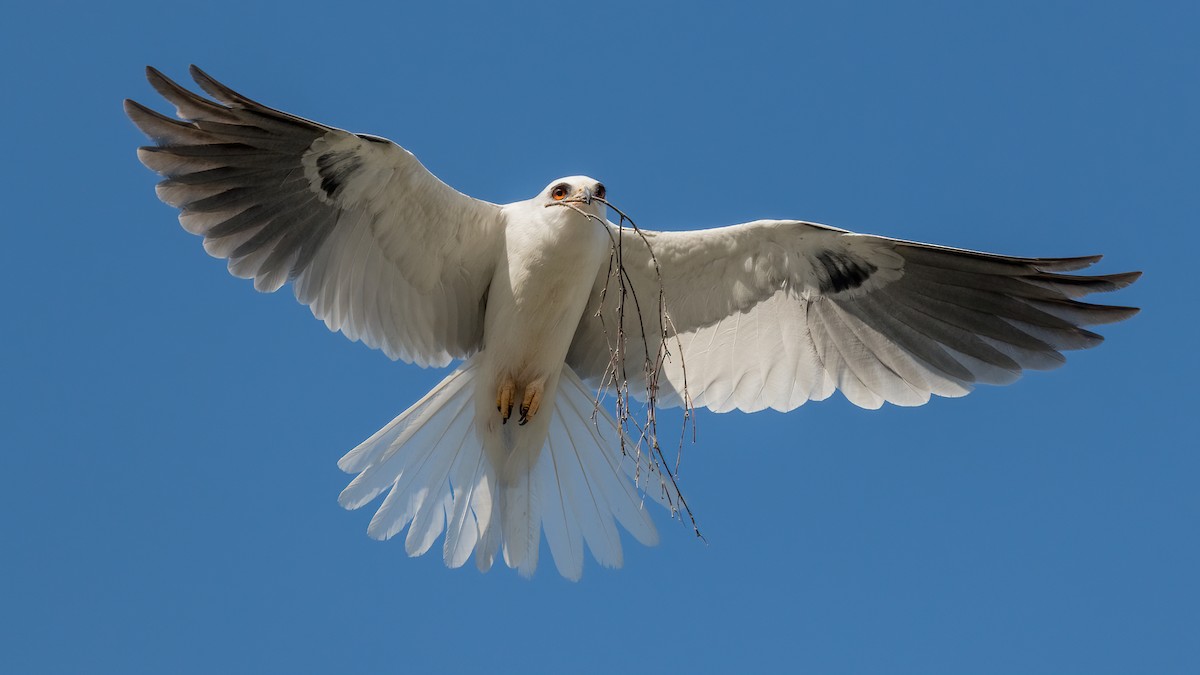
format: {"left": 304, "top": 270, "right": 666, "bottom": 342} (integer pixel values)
{"left": 337, "top": 362, "right": 495, "bottom": 568}
{"left": 338, "top": 357, "right": 680, "bottom": 580}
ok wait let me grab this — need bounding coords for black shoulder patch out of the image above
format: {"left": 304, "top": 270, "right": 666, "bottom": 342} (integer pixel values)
{"left": 815, "top": 250, "right": 878, "bottom": 293}
{"left": 315, "top": 150, "right": 363, "bottom": 199}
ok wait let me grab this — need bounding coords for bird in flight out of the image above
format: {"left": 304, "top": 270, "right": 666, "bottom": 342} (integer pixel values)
{"left": 126, "top": 66, "right": 1140, "bottom": 580}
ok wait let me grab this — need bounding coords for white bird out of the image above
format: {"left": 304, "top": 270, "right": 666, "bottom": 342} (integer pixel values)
{"left": 127, "top": 66, "right": 1140, "bottom": 580}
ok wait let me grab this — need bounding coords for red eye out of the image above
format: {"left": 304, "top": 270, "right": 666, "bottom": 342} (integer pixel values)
{"left": 551, "top": 185, "right": 568, "bottom": 200}
{"left": 594, "top": 184, "right": 605, "bottom": 200}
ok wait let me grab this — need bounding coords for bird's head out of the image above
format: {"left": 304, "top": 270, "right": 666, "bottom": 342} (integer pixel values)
{"left": 540, "top": 175, "right": 607, "bottom": 220}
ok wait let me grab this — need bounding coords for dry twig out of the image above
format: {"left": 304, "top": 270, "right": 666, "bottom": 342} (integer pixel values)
{"left": 548, "top": 198, "right": 703, "bottom": 541}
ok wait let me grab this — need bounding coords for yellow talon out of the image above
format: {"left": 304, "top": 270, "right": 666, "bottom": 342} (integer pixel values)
{"left": 519, "top": 379, "right": 544, "bottom": 426}
{"left": 498, "top": 378, "right": 515, "bottom": 423}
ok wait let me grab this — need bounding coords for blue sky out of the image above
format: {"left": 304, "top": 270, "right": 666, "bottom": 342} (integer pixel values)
{"left": 2, "top": 1, "right": 1196, "bottom": 673}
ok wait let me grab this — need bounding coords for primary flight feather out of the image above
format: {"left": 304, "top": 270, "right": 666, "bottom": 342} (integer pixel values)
{"left": 127, "top": 65, "right": 1140, "bottom": 580}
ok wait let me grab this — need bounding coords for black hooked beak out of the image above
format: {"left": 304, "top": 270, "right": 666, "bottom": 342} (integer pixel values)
{"left": 580, "top": 187, "right": 593, "bottom": 205}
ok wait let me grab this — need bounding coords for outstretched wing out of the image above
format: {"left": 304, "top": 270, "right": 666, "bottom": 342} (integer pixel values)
{"left": 567, "top": 219, "right": 1140, "bottom": 412}
{"left": 126, "top": 66, "right": 504, "bottom": 367}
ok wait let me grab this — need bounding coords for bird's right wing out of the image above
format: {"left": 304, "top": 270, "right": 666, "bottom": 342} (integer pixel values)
{"left": 567, "top": 219, "right": 1139, "bottom": 412}
{"left": 127, "top": 66, "right": 505, "bottom": 367}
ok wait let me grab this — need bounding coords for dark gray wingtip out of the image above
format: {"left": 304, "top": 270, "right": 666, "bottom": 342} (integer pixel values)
{"left": 1031, "top": 269, "right": 1144, "bottom": 295}
{"left": 1111, "top": 305, "right": 1141, "bottom": 320}
{"left": 123, "top": 96, "right": 164, "bottom": 119}
{"left": 189, "top": 64, "right": 233, "bottom": 103}
{"left": 1032, "top": 254, "right": 1103, "bottom": 272}
{"left": 1113, "top": 270, "right": 1143, "bottom": 289}
{"left": 190, "top": 64, "right": 257, "bottom": 109}
{"left": 142, "top": 65, "right": 238, "bottom": 122}
{"left": 144, "top": 65, "right": 183, "bottom": 99}
{"left": 123, "top": 98, "right": 157, "bottom": 135}
{"left": 185, "top": 64, "right": 335, "bottom": 132}
{"left": 123, "top": 98, "right": 160, "bottom": 151}
{"left": 1083, "top": 270, "right": 1142, "bottom": 293}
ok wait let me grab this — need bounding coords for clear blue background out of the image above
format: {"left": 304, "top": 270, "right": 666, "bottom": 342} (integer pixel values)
{"left": 2, "top": 2, "right": 1195, "bottom": 673}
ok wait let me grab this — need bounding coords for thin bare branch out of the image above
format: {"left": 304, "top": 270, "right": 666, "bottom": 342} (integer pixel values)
{"left": 547, "top": 198, "right": 703, "bottom": 541}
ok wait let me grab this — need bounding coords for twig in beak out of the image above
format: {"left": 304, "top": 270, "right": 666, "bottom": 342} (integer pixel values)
{"left": 545, "top": 197, "right": 703, "bottom": 541}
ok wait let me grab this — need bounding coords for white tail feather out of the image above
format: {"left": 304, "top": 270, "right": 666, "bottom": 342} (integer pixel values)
{"left": 500, "top": 468, "right": 540, "bottom": 577}
{"left": 537, "top": 424, "right": 585, "bottom": 578}
{"left": 443, "top": 444, "right": 490, "bottom": 568}
{"left": 338, "top": 357, "right": 680, "bottom": 579}
{"left": 475, "top": 513, "right": 501, "bottom": 573}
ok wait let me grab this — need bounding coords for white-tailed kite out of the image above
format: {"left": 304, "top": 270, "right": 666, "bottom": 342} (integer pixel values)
{"left": 127, "top": 66, "right": 1140, "bottom": 580}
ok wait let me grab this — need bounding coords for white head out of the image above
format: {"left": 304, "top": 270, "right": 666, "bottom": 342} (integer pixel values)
{"left": 538, "top": 175, "right": 607, "bottom": 221}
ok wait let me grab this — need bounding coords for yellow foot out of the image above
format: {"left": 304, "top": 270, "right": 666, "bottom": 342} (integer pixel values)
{"left": 519, "top": 378, "right": 545, "bottom": 426}
{"left": 497, "top": 378, "right": 516, "bottom": 424}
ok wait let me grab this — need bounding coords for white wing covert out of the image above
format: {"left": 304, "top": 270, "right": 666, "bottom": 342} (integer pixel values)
{"left": 126, "top": 66, "right": 504, "bottom": 367}
{"left": 567, "top": 219, "right": 1140, "bottom": 412}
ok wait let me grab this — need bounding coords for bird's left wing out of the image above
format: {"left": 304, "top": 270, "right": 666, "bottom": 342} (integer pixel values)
{"left": 566, "top": 219, "right": 1139, "bottom": 412}
{"left": 127, "top": 66, "right": 505, "bottom": 367}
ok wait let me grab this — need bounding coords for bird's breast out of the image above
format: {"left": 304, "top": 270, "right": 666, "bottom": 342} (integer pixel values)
{"left": 482, "top": 215, "right": 609, "bottom": 381}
